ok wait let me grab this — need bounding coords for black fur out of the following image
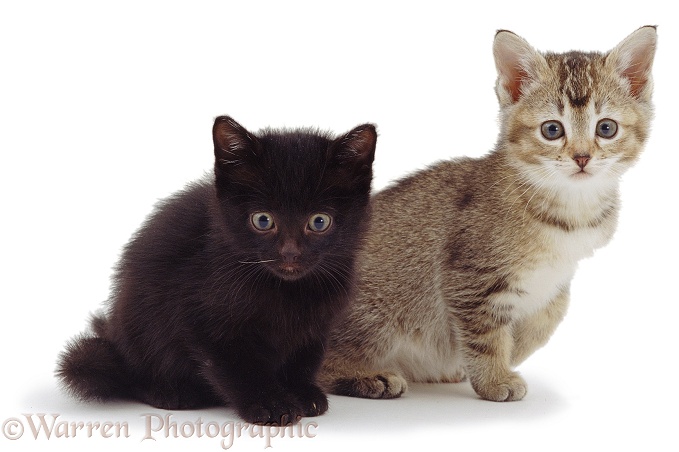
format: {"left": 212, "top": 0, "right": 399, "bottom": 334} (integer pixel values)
{"left": 56, "top": 116, "right": 376, "bottom": 425}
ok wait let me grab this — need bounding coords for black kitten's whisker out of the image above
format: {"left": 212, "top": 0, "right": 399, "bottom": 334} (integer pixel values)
{"left": 56, "top": 115, "right": 375, "bottom": 426}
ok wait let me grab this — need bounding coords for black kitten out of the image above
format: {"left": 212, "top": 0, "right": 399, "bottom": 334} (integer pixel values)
{"left": 57, "top": 116, "right": 376, "bottom": 425}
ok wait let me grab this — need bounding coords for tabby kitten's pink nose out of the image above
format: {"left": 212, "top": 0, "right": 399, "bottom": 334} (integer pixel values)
{"left": 573, "top": 154, "right": 591, "bottom": 169}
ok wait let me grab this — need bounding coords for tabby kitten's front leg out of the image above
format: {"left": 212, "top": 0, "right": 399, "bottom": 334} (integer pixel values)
{"left": 451, "top": 297, "right": 526, "bottom": 402}
{"left": 456, "top": 310, "right": 527, "bottom": 402}
{"left": 511, "top": 289, "right": 570, "bottom": 367}
{"left": 456, "top": 289, "right": 570, "bottom": 401}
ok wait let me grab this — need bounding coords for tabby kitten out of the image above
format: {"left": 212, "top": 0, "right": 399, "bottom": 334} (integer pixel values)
{"left": 57, "top": 116, "right": 376, "bottom": 424}
{"left": 320, "top": 27, "right": 656, "bottom": 402}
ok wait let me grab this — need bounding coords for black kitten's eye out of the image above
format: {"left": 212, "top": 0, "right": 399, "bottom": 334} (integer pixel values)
{"left": 308, "top": 213, "right": 332, "bottom": 233}
{"left": 251, "top": 212, "right": 275, "bottom": 231}
{"left": 541, "top": 121, "right": 565, "bottom": 140}
{"left": 596, "top": 119, "right": 618, "bottom": 139}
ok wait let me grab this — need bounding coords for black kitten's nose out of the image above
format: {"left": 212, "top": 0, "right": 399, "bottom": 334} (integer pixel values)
{"left": 280, "top": 241, "right": 301, "bottom": 263}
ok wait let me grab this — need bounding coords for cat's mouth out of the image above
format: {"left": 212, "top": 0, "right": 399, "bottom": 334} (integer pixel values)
{"left": 568, "top": 165, "right": 598, "bottom": 180}
{"left": 570, "top": 169, "right": 591, "bottom": 180}
{"left": 270, "top": 262, "right": 310, "bottom": 281}
{"left": 280, "top": 263, "right": 301, "bottom": 273}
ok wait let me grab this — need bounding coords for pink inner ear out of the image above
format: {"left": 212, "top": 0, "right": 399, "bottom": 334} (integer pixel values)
{"left": 621, "top": 52, "right": 650, "bottom": 98}
{"left": 624, "top": 70, "right": 647, "bottom": 98}
{"left": 613, "top": 27, "right": 656, "bottom": 98}
{"left": 495, "top": 35, "right": 532, "bottom": 104}
{"left": 506, "top": 66, "right": 529, "bottom": 103}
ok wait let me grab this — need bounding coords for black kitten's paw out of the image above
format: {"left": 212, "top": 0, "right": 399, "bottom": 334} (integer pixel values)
{"left": 292, "top": 384, "right": 328, "bottom": 417}
{"left": 238, "top": 393, "right": 304, "bottom": 425}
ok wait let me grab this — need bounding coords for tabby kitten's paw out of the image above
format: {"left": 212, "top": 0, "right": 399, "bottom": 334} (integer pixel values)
{"left": 472, "top": 372, "right": 527, "bottom": 402}
{"left": 238, "top": 393, "right": 304, "bottom": 425}
{"left": 332, "top": 372, "right": 407, "bottom": 399}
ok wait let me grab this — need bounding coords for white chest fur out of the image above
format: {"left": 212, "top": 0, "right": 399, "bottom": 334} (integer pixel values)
{"left": 491, "top": 224, "right": 612, "bottom": 318}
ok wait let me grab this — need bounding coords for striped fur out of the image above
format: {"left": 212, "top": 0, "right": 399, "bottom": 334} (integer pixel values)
{"left": 320, "top": 27, "right": 656, "bottom": 401}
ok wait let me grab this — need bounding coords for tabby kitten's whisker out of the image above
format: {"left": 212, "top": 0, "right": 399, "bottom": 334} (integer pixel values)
{"left": 322, "top": 26, "right": 656, "bottom": 403}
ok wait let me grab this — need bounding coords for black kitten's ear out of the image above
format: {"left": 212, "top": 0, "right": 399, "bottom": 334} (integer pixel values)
{"left": 325, "top": 124, "right": 376, "bottom": 193}
{"left": 329, "top": 123, "right": 377, "bottom": 169}
{"left": 212, "top": 116, "right": 260, "bottom": 166}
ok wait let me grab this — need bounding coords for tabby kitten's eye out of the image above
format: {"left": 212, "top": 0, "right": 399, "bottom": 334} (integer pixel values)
{"left": 541, "top": 121, "right": 565, "bottom": 140}
{"left": 596, "top": 119, "right": 618, "bottom": 139}
{"left": 308, "top": 214, "right": 332, "bottom": 233}
{"left": 251, "top": 212, "right": 275, "bottom": 231}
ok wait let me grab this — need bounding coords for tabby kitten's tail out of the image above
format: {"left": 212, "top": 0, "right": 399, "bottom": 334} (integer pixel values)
{"left": 56, "top": 316, "right": 132, "bottom": 401}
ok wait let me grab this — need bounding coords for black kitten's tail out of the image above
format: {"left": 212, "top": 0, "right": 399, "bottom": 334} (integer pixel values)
{"left": 56, "top": 316, "right": 132, "bottom": 401}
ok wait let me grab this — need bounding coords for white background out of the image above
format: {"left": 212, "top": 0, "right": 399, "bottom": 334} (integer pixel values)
{"left": 1, "top": 1, "right": 677, "bottom": 451}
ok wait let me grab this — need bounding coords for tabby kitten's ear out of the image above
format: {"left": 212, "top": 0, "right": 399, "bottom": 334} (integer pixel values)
{"left": 326, "top": 124, "right": 377, "bottom": 189}
{"left": 606, "top": 25, "right": 657, "bottom": 100}
{"left": 493, "top": 30, "right": 548, "bottom": 107}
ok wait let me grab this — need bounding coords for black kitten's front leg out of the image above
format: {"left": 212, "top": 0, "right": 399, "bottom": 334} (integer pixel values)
{"left": 201, "top": 344, "right": 305, "bottom": 425}
{"left": 279, "top": 339, "right": 329, "bottom": 417}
